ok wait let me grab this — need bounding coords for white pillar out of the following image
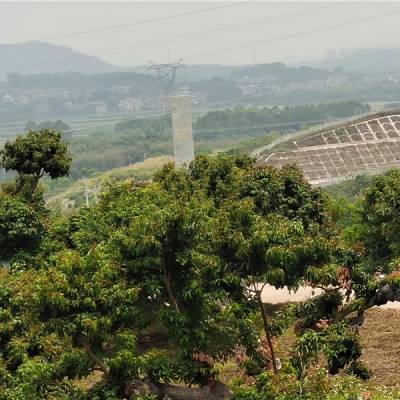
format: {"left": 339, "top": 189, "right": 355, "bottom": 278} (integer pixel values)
{"left": 170, "top": 95, "right": 195, "bottom": 168}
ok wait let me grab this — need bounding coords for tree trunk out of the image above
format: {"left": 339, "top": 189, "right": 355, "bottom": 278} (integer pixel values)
{"left": 335, "top": 283, "right": 400, "bottom": 328}
{"left": 129, "top": 378, "right": 233, "bottom": 400}
{"left": 80, "top": 338, "right": 109, "bottom": 376}
{"left": 161, "top": 261, "right": 180, "bottom": 313}
{"left": 28, "top": 171, "right": 44, "bottom": 200}
{"left": 256, "top": 290, "right": 279, "bottom": 374}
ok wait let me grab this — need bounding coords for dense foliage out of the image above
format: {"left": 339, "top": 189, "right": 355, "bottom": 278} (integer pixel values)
{"left": 2, "top": 131, "right": 400, "bottom": 399}
{"left": 195, "top": 101, "right": 370, "bottom": 131}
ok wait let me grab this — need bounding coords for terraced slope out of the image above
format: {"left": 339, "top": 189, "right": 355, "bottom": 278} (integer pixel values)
{"left": 260, "top": 111, "right": 400, "bottom": 185}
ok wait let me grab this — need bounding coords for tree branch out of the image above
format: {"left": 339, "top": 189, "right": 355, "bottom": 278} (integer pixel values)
{"left": 80, "top": 338, "right": 109, "bottom": 376}
{"left": 161, "top": 260, "right": 180, "bottom": 313}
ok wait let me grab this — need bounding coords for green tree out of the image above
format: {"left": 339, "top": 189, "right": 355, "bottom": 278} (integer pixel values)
{"left": 155, "top": 156, "right": 337, "bottom": 374}
{"left": 0, "top": 129, "right": 71, "bottom": 200}
{"left": 361, "top": 169, "right": 400, "bottom": 267}
{"left": 0, "top": 193, "right": 44, "bottom": 260}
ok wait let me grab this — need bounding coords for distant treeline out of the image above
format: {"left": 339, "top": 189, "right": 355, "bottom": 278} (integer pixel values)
{"left": 24, "top": 119, "right": 71, "bottom": 132}
{"left": 5, "top": 72, "right": 152, "bottom": 90}
{"left": 195, "top": 101, "right": 371, "bottom": 132}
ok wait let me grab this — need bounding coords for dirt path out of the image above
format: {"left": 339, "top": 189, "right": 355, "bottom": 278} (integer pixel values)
{"left": 261, "top": 284, "right": 400, "bottom": 309}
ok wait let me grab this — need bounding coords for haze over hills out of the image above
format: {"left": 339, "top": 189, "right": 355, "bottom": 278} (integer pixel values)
{"left": 311, "top": 47, "right": 400, "bottom": 74}
{"left": 3, "top": 40, "right": 400, "bottom": 82}
{"left": 0, "top": 41, "right": 119, "bottom": 80}
{"left": 1, "top": 41, "right": 335, "bottom": 82}
{"left": 3, "top": 40, "right": 400, "bottom": 126}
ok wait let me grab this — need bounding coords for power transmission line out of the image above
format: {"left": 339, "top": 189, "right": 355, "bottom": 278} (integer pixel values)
{"left": 328, "top": 39, "right": 400, "bottom": 72}
{"left": 34, "top": 1, "right": 254, "bottom": 42}
{"left": 149, "top": 60, "right": 184, "bottom": 112}
{"left": 186, "top": 8, "right": 400, "bottom": 62}
{"left": 3, "top": 3, "right": 349, "bottom": 74}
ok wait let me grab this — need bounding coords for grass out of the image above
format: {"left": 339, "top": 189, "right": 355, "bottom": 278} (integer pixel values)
{"left": 45, "top": 155, "right": 173, "bottom": 208}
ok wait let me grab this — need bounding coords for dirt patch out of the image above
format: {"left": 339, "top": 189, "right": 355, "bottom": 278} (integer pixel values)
{"left": 360, "top": 307, "right": 400, "bottom": 387}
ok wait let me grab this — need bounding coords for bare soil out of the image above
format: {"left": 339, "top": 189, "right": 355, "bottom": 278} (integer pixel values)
{"left": 360, "top": 308, "right": 400, "bottom": 387}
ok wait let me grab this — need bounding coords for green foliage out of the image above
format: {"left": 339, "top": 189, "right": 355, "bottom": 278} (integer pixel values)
{"left": 0, "top": 129, "right": 71, "bottom": 199}
{"left": 323, "top": 322, "right": 362, "bottom": 375}
{"left": 324, "top": 174, "right": 372, "bottom": 203}
{"left": 1, "top": 129, "right": 71, "bottom": 180}
{"left": 1, "top": 153, "right": 399, "bottom": 398}
{"left": 195, "top": 102, "right": 370, "bottom": 132}
{"left": 0, "top": 193, "right": 44, "bottom": 259}
{"left": 361, "top": 169, "right": 400, "bottom": 267}
{"left": 231, "top": 369, "right": 397, "bottom": 400}
{"left": 24, "top": 120, "right": 71, "bottom": 133}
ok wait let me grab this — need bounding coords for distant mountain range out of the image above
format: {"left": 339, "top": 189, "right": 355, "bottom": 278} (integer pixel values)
{"left": 311, "top": 47, "right": 400, "bottom": 74}
{"left": 0, "top": 41, "right": 119, "bottom": 80}
{"left": 3, "top": 41, "right": 400, "bottom": 82}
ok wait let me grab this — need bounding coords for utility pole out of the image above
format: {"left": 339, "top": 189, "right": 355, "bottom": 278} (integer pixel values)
{"left": 148, "top": 59, "right": 184, "bottom": 112}
{"left": 84, "top": 181, "right": 99, "bottom": 207}
{"left": 84, "top": 181, "right": 89, "bottom": 207}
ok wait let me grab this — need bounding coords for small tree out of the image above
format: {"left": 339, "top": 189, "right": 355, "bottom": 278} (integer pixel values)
{"left": 0, "top": 129, "right": 71, "bottom": 200}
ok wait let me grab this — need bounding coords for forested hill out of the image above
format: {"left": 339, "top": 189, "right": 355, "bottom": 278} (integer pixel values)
{"left": 0, "top": 41, "right": 118, "bottom": 79}
{"left": 228, "top": 62, "right": 332, "bottom": 82}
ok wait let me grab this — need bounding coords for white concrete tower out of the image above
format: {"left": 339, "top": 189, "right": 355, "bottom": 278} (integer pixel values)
{"left": 170, "top": 95, "right": 195, "bottom": 168}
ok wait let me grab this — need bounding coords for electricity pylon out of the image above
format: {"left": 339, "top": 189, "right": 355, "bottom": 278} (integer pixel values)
{"left": 148, "top": 59, "right": 184, "bottom": 112}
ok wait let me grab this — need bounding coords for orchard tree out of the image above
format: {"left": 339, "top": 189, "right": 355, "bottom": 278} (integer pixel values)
{"left": 65, "top": 181, "right": 241, "bottom": 398}
{"left": 0, "top": 129, "right": 71, "bottom": 200}
{"left": 344, "top": 169, "right": 400, "bottom": 313}
{"left": 0, "top": 193, "right": 44, "bottom": 260}
{"left": 361, "top": 169, "right": 400, "bottom": 267}
{"left": 155, "top": 156, "right": 338, "bottom": 374}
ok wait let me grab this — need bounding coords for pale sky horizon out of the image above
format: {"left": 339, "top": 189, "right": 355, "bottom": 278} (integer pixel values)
{"left": 1, "top": 1, "right": 400, "bottom": 66}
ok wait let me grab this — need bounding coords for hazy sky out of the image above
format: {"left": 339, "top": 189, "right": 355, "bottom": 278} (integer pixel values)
{"left": 1, "top": 1, "right": 400, "bottom": 66}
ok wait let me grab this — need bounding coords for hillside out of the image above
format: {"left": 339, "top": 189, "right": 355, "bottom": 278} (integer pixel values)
{"left": 44, "top": 155, "right": 174, "bottom": 209}
{"left": 259, "top": 109, "right": 400, "bottom": 185}
{"left": 0, "top": 41, "right": 118, "bottom": 79}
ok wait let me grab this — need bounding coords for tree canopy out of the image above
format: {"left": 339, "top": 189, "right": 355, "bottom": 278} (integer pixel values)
{"left": 1, "top": 151, "right": 400, "bottom": 399}
{"left": 0, "top": 129, "right": 71, "bottom": 199}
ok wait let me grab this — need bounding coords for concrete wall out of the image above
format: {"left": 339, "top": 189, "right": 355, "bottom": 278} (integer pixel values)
{"left": 262, "top": 112, "right": 400, "bottom": 185}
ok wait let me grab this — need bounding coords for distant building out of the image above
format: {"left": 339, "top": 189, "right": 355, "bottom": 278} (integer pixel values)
{"left": 94, "top": 102, "right": 108, "bottom": 114}
{"left": 118, "top": 97, "right": 143, "bottom": 112}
